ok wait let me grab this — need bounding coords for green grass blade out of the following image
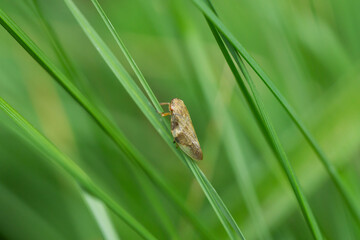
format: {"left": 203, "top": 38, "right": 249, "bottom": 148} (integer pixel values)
{"left": 195, "top": 13, "right": 272, "bottom": 240}
{"left": 234, "top": 52, "right": 323, "bottom": 239}
{"left": 164, "top": 2, "right": 271, "bottom": 238}
{"left": 0, "top": 7, "right": 210, "bottom": 239}
{"left": 207, "top": 15, "right": 323, "bottom": 240}
{"left": 89, "top": 0, "right": 163, "bottom": 113}
{"left": 29, "top": 0, "right": 77, "bottom": 81}
{"left": 192, "top": 0, "right": 360, "bottom": 228}
{"left": 199, "top": 1, "right": 322, "bottom": 238}
{"left": 62, "top": 0, "right": 245, "bottom": 238}
{"left": 28, "top": 0, "right": 94, "bottom": 98}
{"left": 26, "top": 1, "right": 177, "bottom": 237}
{"left": 84, "top": 194, "right": 121, "bottom": 240}
{"left": 0, "top": 97, "right": 157, "bottom": 240}
{"left": 25, "top": 3, "right": 122, "bottom": 238}
{"left": 90, "top": 0, "right": 249, "bottom": 235}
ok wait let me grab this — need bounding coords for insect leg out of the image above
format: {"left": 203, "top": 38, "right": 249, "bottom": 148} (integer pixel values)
{"left": 161, "top": 112, "right": 171, "bottom": 117}
{"left": 159, "top": 102, "right": 171, "bottom": 116}
{"left": 160, "top": 102, "right": 171, "bottom": 112}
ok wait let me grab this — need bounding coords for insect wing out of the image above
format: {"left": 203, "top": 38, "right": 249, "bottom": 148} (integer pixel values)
{"left": 171, "top": 113, "right": 202, "bottom": 160}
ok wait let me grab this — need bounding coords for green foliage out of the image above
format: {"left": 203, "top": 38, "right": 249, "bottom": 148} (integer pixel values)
{"left": 0, "top": 97, "right": 157, "bottom": 240}
{"left": 0, "top": 0, "right": 359, "bottom": 239}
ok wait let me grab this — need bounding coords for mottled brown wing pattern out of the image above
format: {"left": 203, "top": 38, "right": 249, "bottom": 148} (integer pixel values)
{"left": 172, "top": 114, "right": 196, "bottom": 146}
{"left": 169, "top": 98, "right": 203, "bottom": 160}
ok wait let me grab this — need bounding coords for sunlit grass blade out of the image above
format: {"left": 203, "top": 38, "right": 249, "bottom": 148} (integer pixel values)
{"left": 89, "top": 0, "right": 163, "bottom": 113}
{"left": 0, "top": 97, "right": 157, "bottom": 240}
{"left": 0, "top": 7, "right": 210, "bottom": 239}
{"left": 90, "top": 0, "right": 251, "bottom": 235}
{"left": 28, "top": 0, "right": 76, "bottom": 81}
{"left": 26, "top": 2, "right": 121, "bottom": 238}
{"left": 198, "top": 0, "right": 322, "bottom": 238}
{"left": 26, "top": 2, "right": 177, "bottom": 237}
{"left": 193, "top": 0, "right": 360, "bottom": 227}
{"left": 28, "top": 0, "right": 94, "bottom": 98}
{"left": 83, "top": 194, "right": 121, "bottom": 240}
{"left": 233, "top": 51, "right": 322, "bottom": 239}
{"left": 163, "top": 2, "right": 271, "bottom": 238}
{"left": 62, "top": 0, "right": 245, "bottom": 238}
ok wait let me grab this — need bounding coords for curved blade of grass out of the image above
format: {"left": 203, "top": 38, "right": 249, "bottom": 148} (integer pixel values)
{"left": 28, "top": 0, "right": 95, "bottom": 99}
{"left": 192, "top": 0, "right": 360, "bottom": 227}
{"left": 61, "top": 0, "right": 244, "bottom": 238}
{"left": 163, "top": 1, "right": 271, "bottom": 238}
{"left": 26, "top": 2, "right": 177, "bottom": 237}
{"left": 28, "top": 0, "right": 77, "bottom": 81}
{"left": 89, "top": 0, "right": 247, "bottom": 237}
{"left": 0, "top": 97, "right": 157, "bottom": 240}
{"left": 89, "top": 0, "right": 257, "bottom": 235}
{"left": 199, "top": 1, "right": 322, "bottom": 239}
{"left": 233, "top": 46, "right": 323, "bottom": 239}
{"left": 193, "top": 29, "right": 272, "bottom": 239}
{"left": 84, "top": 193, "right": 120, "bottom": 240}
{"left": 26, "top": 2, "right": 122, "bottom": 238}
{"left": 203, "top": 9, "right": 322, "bottom": 240}
{"left": 89, "top": 0, "right": 163, "bottom": 114}
{"left": 0, "top": 8, "right": 210, "bottom": 239}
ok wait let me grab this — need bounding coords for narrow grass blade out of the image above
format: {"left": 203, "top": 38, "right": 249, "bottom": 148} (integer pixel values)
{"left": 25, "top": 3, "right": 122, "bottom": 238}
{"left": 192, "top": 0, "right": 360, "bottom": 228}
{"left": 89, "top": 0, "right": 163, "bottom": 113}
{"left": 0, "top": 97, "right": 157, "bottom": 240}
{"left": 89, "top": 0, "right": 249, "bottom": 235}
{"left": 0, "top": 7, "right": 210, "bottom": 239}
{"left": 28, "top": 0, "right": 94, "bottom": 98}
{"left": 84, "top": 194, "right": 121, "bottom": 240}
{"left": 163, "top": 2, "right": 271, "bottom": 238}
{"left": 208, "top": 18, "right": 322, "bottom": 240}
{"left": 26, "top": 2, "right": 177, "bottom": 237}
{"left": 28, "top": 0, "right": 76, "bottom": 81}
{"left": 62, "top": 0, "right": 245, "bottom": 238}
{"left": 198, "top": 0, "right": 322, "bottom": 238}
{"left": 234, "top": 51, "right": 323, "bottom": 239}
{"left": 186, "top": 31, "right": 272, "bottom": 240}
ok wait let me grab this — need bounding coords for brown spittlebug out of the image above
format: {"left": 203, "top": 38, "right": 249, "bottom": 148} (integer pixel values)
{"left": 160, "top": 98, "right": 203, "bottom": 160}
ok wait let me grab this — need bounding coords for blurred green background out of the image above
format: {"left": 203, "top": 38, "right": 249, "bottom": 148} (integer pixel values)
{"left": 0, "top": 0, "right": 359, "bottom": 239}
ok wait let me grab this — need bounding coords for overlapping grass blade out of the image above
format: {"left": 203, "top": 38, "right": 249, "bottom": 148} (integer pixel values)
{"left": 233, "top": 49, "right": 322, "bottom": 239}
{"left": 26, "top": 2, "right": 177, "bottom": 237}
{"left": 28, "top": 0, "right": 77, "bottom": 81}
{"left": 0, "top": 7, "right": 210, "bottom": 239}
{"left": 161, "top": 1, "right": 271, "bottom": 238}
{"left": 89, "top": 1, "right": 258, "bottom": 236}
{"left": 192, "top": 0, "right": 360, "bottom": 227}
{"left": 89, "top": 0, "right": 163, "bottom": 113}
{"left": 62, "top": 0, "right": 244, "bottom": 238}
{"left": 198, "top": 0, "right": 322, "bottom": 238}
{"left": 0, "top": 97, "right": 156, "bottom": 240}
{"left": 26, "top": 3, "right": 120, "bottom": 238}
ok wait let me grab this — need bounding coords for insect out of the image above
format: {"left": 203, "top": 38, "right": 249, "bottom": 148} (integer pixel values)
{"left": 160, "top": 98, "right": 203, "bottom": 160}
